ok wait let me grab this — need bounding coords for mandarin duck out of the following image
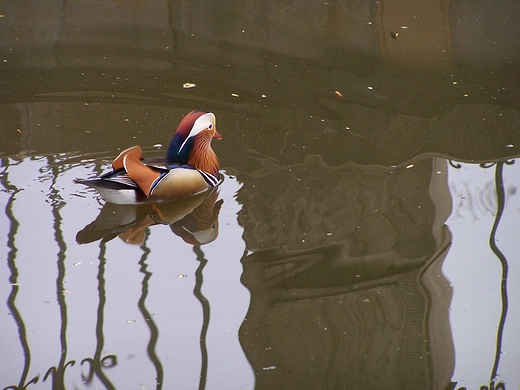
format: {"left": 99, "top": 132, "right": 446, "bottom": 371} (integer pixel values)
{"left": 76, "top": 110, "right": 221, "bottom": 204}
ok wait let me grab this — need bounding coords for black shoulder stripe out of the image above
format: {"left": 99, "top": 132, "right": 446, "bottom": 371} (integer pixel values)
{"left": 198, "top": 170, "right": 220, "bottom": 187}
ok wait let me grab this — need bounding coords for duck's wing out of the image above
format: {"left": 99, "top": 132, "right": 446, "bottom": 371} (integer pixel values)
{"left": 142, "top": 157, "right": 190, "bottom": 171}
{"left": 75, "top": 170, "right": 147, "bottom": 204}
{"left": 76, "top": 169, "right": 139, "bottom": 190}
{"left": 141, "top": 156, "right": 172, "bottom": 170}
{"left": 146, "top": 166, "right": 212, "bottom": 203}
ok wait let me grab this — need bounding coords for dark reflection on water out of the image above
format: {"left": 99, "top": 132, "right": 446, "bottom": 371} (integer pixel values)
{"left": 1, "top": 0, "right": 520, "bottom": 166}
{"left": 1, "top": 0, "right": 520, "bottom": 389}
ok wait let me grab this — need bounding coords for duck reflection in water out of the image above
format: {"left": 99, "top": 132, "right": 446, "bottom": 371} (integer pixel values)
{"left": 76, "top": 188, "right": 223, "bottom": 245}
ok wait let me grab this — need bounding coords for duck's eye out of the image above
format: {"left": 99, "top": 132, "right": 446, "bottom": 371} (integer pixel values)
{"left": 208, "top": 123, "right": 213, "bottom": 130}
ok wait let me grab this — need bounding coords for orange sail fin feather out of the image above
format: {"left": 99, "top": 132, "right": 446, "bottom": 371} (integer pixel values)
{"left": 119, "top": 146, "right": 162, "bottom": 197}
{"left": 76, "top": 111, "right": 221, "bottom": 205}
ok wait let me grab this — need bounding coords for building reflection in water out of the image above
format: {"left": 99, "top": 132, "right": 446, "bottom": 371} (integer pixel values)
{"left": 235, "top": 155, "right": 454, "bottom": 389}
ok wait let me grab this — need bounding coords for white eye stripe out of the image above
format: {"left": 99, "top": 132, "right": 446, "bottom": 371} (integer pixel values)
{"left": 178, "top": 113, "right": 215, "bottom": 154}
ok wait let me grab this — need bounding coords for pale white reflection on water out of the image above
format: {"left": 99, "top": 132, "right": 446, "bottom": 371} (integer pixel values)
{"left": 0, "top": 158, "right": 254, "bottom": 389}
{"left": 444, "top": 162, "right": 520, "bottom": 388}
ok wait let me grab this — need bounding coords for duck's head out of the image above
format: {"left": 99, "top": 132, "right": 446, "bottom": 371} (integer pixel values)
{"left": 166, "top": 110, "right": 221, "bottom": 163}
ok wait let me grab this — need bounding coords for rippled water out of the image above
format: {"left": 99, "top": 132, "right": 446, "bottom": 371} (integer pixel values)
{"left": 1, "top": 2, "right": 520, "bottom": 389}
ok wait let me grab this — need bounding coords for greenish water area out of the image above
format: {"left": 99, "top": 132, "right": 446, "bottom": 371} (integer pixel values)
{"left": 1, "top": 2, "right": 519, "bottom": 389}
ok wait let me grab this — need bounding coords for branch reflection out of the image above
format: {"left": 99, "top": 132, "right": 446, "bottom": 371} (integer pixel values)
{"left": 92, "top": 242, "right": 117, "bottom": 390}
{"left": 137, "top": 232, "right": 164, "bottom": 390}
{"left": 193, "top": 246, "right": 211, "bottom": 390}
{"left": 489, "top": 162, "right": 509, "bottom": 383}
{"left": 1, "top": 159, "right": 39, "bottom": 389}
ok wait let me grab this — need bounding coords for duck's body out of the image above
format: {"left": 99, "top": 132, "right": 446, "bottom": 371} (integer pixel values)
{"left": 77, "top": 110, "right": 221, "bottom": 205}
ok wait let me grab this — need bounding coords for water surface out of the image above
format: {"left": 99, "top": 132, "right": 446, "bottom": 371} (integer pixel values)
{"left": 1, "top": 1, "right": 520, "bottom": 389}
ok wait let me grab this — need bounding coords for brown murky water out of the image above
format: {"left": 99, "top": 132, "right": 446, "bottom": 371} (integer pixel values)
{"left": 1, "top": 1, "right": 520, "bottom": 389}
